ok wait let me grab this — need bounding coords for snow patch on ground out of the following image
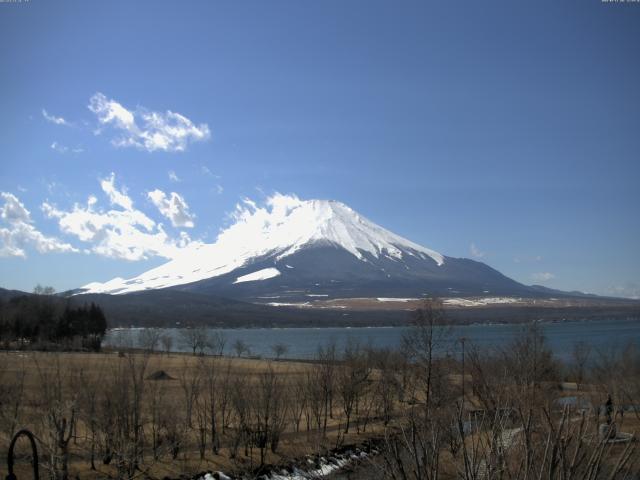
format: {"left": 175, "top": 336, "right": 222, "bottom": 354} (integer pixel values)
{"left": 267, "top": 302, "right": 312, "bottom": 307}
{"left": 376, "top": 297, "right": 420, "bottom": 302}
{"left": 443, "top": 297, "right": 522, "bottom": 307}
{"left": 203, "top": 473, "right": 231, "bottom": 480}
{"left": 200, "top": 449, "right": 369, "bottom": 480}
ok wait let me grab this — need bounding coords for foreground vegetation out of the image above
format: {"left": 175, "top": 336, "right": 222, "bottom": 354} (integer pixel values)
{"left": 0, "top": 300, "right": 638, "bottom": 479}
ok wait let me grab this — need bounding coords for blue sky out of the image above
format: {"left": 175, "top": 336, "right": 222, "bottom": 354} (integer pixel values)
{"left": 0, "top": 0, "right": 639, "bottom": 298}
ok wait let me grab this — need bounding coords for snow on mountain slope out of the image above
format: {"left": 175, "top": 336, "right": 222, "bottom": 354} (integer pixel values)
{"left": 233, "top": 267, "right": 281, "bottom": 284}
{"left": 80, "top": 194, "right": 444, "bottom": 295}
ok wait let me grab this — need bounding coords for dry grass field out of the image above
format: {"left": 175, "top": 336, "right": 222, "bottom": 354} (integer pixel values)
{"left": 0, "top": 349, "right": 390, "bottom": 480}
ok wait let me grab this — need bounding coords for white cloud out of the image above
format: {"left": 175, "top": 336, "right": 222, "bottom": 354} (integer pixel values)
{"left": 42, "top": 109, "right": 70, "bottom": 126}
{"left": 168, "top": 170, "right": 180, "bottom": 182}
{"left": 201, "top": 165, "right": 221, "bottom": 178}
{"left": 88, "top": 92, "right": 210, "bottom": 152}
{"left": 532, "top": 272, "right": 555, "bottom": 282}
{"left": 214, "top": 184, "right": 224, "bottom": 195}
{"left": 147, "top": 189, "right": 195, "bottom": 228}
{"left": 100, "top": 173, "right": 133, "bottom": 210}
{"left": 51, "top": 142, "right": 68, "bottom": 154}
{"left": 43, "top": 174, "right": 198, "bottom": 261}
{"left": 0, "top": 192, "right": 78, "bottom": 258}
{"left": 1, "top": 192, "right": 31, "bottom": 224}
{"left": 50, "top": 142, "right": 83, "bottom": 154}
{"left": 470, "top": 242, "right": 485, "bottom": 259}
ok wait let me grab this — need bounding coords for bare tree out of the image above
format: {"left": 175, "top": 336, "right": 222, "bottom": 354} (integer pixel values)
{"left": 452, "top": 404, "right": 638, "bottom": 480}
{"left": 206, "top": 330, "right": 226, "bottom": 356}
{"left": 0, "top": 355, "right": 26, "bottom": 440}
{"left": 248, "top": 365, "right": 288, "bottom": 465}
{"left": 505, "top": 322, "right": 558, "bottom": 392}
{"left": 36, "top": 357, "right": 77, "bottom": 480}
{"left": 379, "top": 299, "right": 454, "bottom": 480}
{"left": 178, "top": 357, "right": 201, "bottom": 428}
{"left": 289, "top": 373, "right": 307, "bottom": 433}
{"left": 160, "top": 333, "right": 173, "bottom": 356}
{"left": 305, "top": 367, "right": 325, "bottom": 433}
{"left": 194, "top": 380, "right": 208, "bottom": 460}
{"left": 229, "top": 375, "right": 250, "bottom": 460}
{"left": 217, "top": 358, "right": 234, "bottom": 433}
{"left": 200, "top": 356, "right": 221, "bottom": 455}
{"left": 403, "top": 298, "right": 451, "bottom": 414}
{"left": 271, "top": 342, "right": 289, "bottom": 360}
{"left": 572, "top": 340, "right": 591, "bottom": 390}
{"left": 161, "top": 405, "right": 184, "bottom": 460}
{"left": 99, "top": 352, "right": 150, "bottom": 479}
{"left": 316, "top": 341, "right": 337, "bottom": 435}
{"left": 370, "top": 347, "right": 402, "bottom": 427}
{"left": 467, "top": 343, "right": 513, "bottom": 414}
{"left": 78, "top": 363, "right": 105, "bottom": 470}
{"left": 179, "top": 326, "right": 211, "bottom": 355}
{"left": 147, "top": 370, "right": 169, "bottom": 461}
{"left": 592, "top": 342, "right": 640, "bottom": 423}
{"left": 138, "top": 327, "right": 162, "bottom": 353}
{"left": 232, "top": 338, "right": 250, "bottom": 358}
{"left": 337, "top": 339, "right": 371, "bottom": 433}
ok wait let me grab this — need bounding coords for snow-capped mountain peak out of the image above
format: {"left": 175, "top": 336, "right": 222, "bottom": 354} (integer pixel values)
{"left": 80, "top": 194, "right": 444, "bottom": 295}
{"left": 302, "top": 199, "right": 443, "bottom": 263}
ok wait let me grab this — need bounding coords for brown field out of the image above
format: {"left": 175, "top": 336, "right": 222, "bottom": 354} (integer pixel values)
{"left": 0, "top": 350, "right": 389, "bottom": 480}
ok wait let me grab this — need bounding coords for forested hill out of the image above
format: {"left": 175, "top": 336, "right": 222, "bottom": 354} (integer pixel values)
{"left": 0, "top": 288, "right": 107, "bottom": 349}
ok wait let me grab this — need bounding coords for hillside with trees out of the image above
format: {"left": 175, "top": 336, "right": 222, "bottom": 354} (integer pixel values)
{"left": 0, "top": 286, "right": 107, "bottom": 351}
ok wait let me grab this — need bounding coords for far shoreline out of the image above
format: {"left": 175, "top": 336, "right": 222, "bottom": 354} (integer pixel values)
{"left": 105, "top": 303, "right": 640, "bottom": 330}
{"left": 108, "top": 314, "right": 640, "bottom": 332}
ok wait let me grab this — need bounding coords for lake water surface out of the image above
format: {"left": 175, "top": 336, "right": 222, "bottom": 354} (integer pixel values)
{"left": 104, "top": 318, "right": 640, "bottom": 362}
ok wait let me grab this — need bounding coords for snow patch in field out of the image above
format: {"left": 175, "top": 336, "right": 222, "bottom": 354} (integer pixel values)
{"left": 203, "top": 473, "right": 231, "bottom": 480}
{"left": 203, "top": 450, "right": 368, "bottom": 480}
{"left": 267, "top": 302, "right": 312, "bottom": 307}
{"left": 443, "top": 297, "right": 522, "bottom": 307}
{"left": 376, "top": 297, "right": 420, "bottom": 302}
{"left": 233, "top": 267, "right": 281, "bottom": 284}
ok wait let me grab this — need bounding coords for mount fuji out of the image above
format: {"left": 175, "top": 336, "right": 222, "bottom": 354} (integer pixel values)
{"left": 79, "top": 194, "right": 537, "bottom": 302}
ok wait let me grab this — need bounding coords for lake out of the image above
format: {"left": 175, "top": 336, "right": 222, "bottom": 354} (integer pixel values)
{"left": 103, "top": 317, "right": 640, "bottom": 362}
